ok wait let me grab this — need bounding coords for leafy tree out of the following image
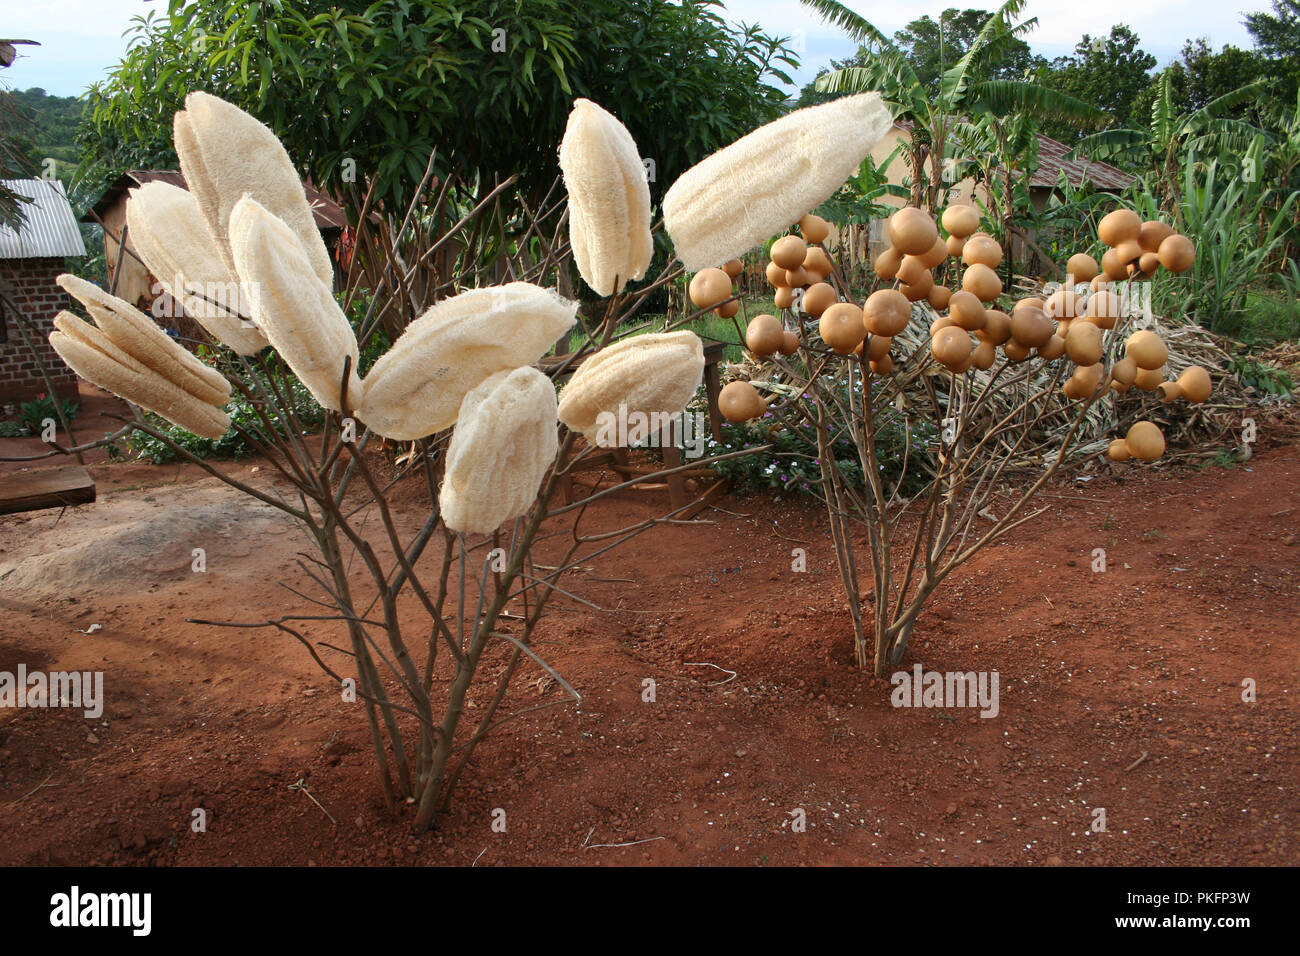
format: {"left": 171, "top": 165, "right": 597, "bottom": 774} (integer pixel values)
{"left": 893, "top": 8, "right": 1042, "bottom": 89}
{"left": 1130, "top": 40, "right": 1270, "bottom": 130}
{"left": 1246, "top": 1, "right": 1300, "bottom": 103}
{"left": 78, "top": 0, "right": 797, "bottom": 213}
{"left": 801, "top": 0, "right": 1103, "bottom": 211}
{"left": 1068, "top": 70, "right": 1268, "bottom": 210}
{"left": 1036, "top": 25, "right": 1157, "bottom": 145}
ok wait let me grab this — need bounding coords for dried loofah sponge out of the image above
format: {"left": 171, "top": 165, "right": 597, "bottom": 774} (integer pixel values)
{"left": 556, "top": 331, "right": 704, "bottom": 442}
{"left": 440, "top": 367, "right": 559, "bottom": 535}
{"left": 174, "top": 91, "right": 335, "bottom": 290}
{"left": 57, "top": 274, "right": 231, "bottom": 406}
{"left": 356, "top": 283, "right": 578, "bottom": 440}
{"left": 558, "top": 98, "right": 653, "bottom": 296}
{"left": 228, "top": 196, "right": 363, "bottom": 413}
{"left": 49, "top": 311, "right": 230, "bottom": 439}
{"left": 125, "top": 181, "right": 269, "bottom": 355}
{"left": 662, "top": 92, "right": 893, "bottom": 271}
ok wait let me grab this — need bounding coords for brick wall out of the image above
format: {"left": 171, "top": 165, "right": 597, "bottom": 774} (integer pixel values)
{"left": 0, "top": 258, "right": 80, "bottom": 402}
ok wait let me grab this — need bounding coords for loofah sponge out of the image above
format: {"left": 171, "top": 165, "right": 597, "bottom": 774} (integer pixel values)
{"left": 174, "top": 91, "right": 335, "bottom": 290}
{"left": 558, "top": 99, "right": 653, "bottom": 297}
{"left": 228, "top": 196, "right": 363, "bottom": 413}
{"left": 440, "top": 367, "right": 560, "bottom": 535}
{"left": 662, "top": 92, "right": 893, "bottom": 271}
{"left": 356, "top": 283, "right": 578, "bottom": 440}
{"left": 556, "top": 331, "right": 704, "bottom": 442}
{"left": 125, "top": 181, "right": 270, "bottom": 355}
{"left": 49, "top": 310, "right": 230, "bottom": 439}
{"left": 57, "top": 274, "right": 232, "bottom": 406}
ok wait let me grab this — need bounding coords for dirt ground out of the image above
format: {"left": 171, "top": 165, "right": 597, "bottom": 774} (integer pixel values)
{"left": 0, "top": 410, "right": 1296, "bottom": 866}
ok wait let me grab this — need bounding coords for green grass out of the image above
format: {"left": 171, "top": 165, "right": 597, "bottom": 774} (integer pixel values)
{"left": 1240, "top": 290, "right": 1300, "bottom": 347}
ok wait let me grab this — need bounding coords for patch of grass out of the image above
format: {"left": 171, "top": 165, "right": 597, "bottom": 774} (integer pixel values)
{"left": 1198, "top": 448, "right": 1237, "bottom": 470}
{"left": 1240, "top": 291, "right": 1300, "bottom": 347}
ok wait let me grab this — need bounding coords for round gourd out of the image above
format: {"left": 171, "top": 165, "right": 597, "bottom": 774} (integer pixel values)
{"left": 1126, "top": 330, "right": 1168, "bottom": 370}
{"left": 970, "top": 339, "right": 996, "bottom": 371}
{"left": 890, "top": 206, "right": 939, "bottom": 255}
{"left": 867, "top": 333, "right": 892, "bottom": 360}
{"left": 689, "top": 268, "right": 732, "bottom": 308}
{"left": 1113, "top": 238, "right": 1142, "bottom": 267}
{"left": 949, "top": 290, "right": 985, "bottom": 330}
{"left": 716, "top": 299, "right": 739, "bottom": 318}
{"left": 774, "top": 286, "right": 795, "bottom": 309}
{"left": 1098, "top": 208, "right": 1141, "bottom": 246}
{"left": 1066, "top": 321, "right": 1103, "bottom": 366}
{"left": 1101, "top": 248, "right": 1128, "bottom": 281}
{"left": 864, "top": 289, "right": 911, "bottom": 336}
{"left": 1177, "top": 365, "right": 1212, "bottom": 403}
{"left": 721, "top": 258, "right": 744, "bottom": 278}
{"left": 771, "top": 235, "right": 808, "bottom": 270}
{"left": 1157, "top": 380, "right": 1182, "bottom": 403}
{"left": 870, "top": 353, "right": 893, "bottom": 375}
{"left": 918, "top": 236, "right": 948, "bottom": 270}
{"left": 1107, "top": 438, "right": 1132, "bottom": 461}
{"left": 803, "top": 246, "right": 833, "bottom": 278}
{"left": 1002, "top": 339, "right": 1031, "bottom": 362}
{"left": 982, "top": 309, "right": 1012, "bottom": 346}
{"left": 1014, "top": 296, "right": 1045, "bottom": 313}
{"left": 931, "top": 326, "right": 972, "bottom": 371}
{"left": 928, "top": 284, "right": 952, "bottom": 310}
{"left": 962, "top": 235, "right": 1003, "bottom": 269}
{"left": 1038, "top": 335, "right": 1066, "bottom": 360}
{"left": 1137, "top": 251, "right": 1160, "bottom": 277}
{"left": 785, "top": 267, "right": 812, "bottom": 288}
{"left": 779, "top": 330, "right": 799, "bottom": 356}
{"left": 801, "top": 282, "right": 838, "bottom": 317}
{"left": 941, "top": 204, "right": 979, "bottom": 237}
{"left": 930, "top": 314, "right": 957, "bottom": 335}
{"left": 901, "top": 269, "right": 934, "bottom": 301}
{"left": 1126, "top": 421, "right": 1165, "bottom": 461}
{"left": 1111, "top": 356, "right": 1137, "bottom": 386}
{"left": 719, "top": 381, "right": 766, "bottom": 423}
{"left": 874, "top": 246, "right": 902, "bottom": 281}
{"left": 1066, "top": 253, "right": 1099, "bottom": 283}
{"left": 799, "top": 213, "right": 830, "bottom": 244}
{"left": 1139, "top": 220, "right": 1175, "bottom": 254}
{"left": 745, "top": 314, "right": 784, "bottom": 355}
{"left": 1045, "top": 288, "right": 1083, "bottom": 320}
{"left": 1090, "top": 275, "right": 1112, "bottom": 292}
{"left": 819, "top": 302, "right": 866, "bottom": 354}
{"left": 1010, "top": 306, "right": 1053, "bottom": 348}
{"left": 765, "top": 261, "right": 787, "bottom": 287}
{"left": 962, "top": 263, "right": 1002, "bottom": 302}
{"left": 897, "top": 254, "right": 928, "bottom": 286}
{"left": 1085, "top": 290, "right": 1122, "bottom": 330}
{"left": 1134, "top": 366, "right": 1165, "bottom": 390}
{"left": 945, "top": 234, "right": 966, "bottom": 257}
{"left": 1158, "top": 234, "right": 1195, "bottom": 272}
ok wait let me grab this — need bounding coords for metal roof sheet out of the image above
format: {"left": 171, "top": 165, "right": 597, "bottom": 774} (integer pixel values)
{"left": 0, "top": 178, "right": 88, "bottom": 259}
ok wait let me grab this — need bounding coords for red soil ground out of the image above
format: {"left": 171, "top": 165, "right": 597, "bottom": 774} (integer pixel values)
{"left": 0, "top": 413, "right": 1296, "bottom": 866}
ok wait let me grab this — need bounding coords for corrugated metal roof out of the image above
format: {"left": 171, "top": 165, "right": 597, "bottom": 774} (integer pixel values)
{"left": 0, "top": 178, "right": 87, "bottom": 259}
{"left": 1030, "top": 136, "right": 1135, "bottom": 191}
{"left": 82, "top": 169, "right": 347, "bottom": 231}
{"left": 893, "top": 120, "right": 1136, "bottom": 191}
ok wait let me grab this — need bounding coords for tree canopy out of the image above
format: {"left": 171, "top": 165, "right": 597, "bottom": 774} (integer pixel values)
{"left": 78, "top": 0, "right": 798, "bottom": 213}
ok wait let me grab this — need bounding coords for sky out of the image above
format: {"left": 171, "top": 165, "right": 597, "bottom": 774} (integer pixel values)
{"left": 0, "top": 0, "right": 1274, "bottom": 100}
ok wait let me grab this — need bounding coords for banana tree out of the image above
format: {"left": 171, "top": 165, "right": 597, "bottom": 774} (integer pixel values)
{"left": 1068, "top": 71, "right": 1270, "bottom": 211}
{"left": 801, "top": 0, "right": 1103, "bottom": 213}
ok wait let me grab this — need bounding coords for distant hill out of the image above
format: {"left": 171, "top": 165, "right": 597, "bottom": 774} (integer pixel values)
{"left": 1, "top": 85, "right": 85, "bottom": 185}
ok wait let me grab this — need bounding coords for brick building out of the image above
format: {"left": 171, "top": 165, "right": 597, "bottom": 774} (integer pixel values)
{"left": 0, "top": 178, "right": 86, "bottom": 401}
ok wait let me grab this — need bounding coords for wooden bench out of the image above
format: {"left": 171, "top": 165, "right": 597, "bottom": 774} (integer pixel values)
{"left": 0, "top": 465, "right": 96, "bottom": 515}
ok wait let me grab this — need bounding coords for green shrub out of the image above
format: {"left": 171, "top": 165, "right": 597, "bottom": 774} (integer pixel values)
{"left": 0, "top": 421, "right": 24, "bottom": 438}
{"left": 128, "top": 371, "right": 324, "bottom": 464}
{"left": 18, "top": 395, "right": 79, "bottom": 433}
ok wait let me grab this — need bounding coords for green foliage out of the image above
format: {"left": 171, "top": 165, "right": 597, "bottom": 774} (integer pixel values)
{"left": 1036, "top": 25, "right": 1158, "bottom": 144}
{"left": 891, "top": 8, "right": 1042, "bottom": 90}
{"left": 1127, "top": 158, "right": 1299, "bottom": 336}
{"left": 18, "top": 395, "right": 79, "bottom": 433}
{"left": 1228, "top": 355, "right": 1294, "bottom": 396}
{"left": 128, "top": 370, "right": 323, "bottom": 464}
{"left": 0, "top": 421, "right": 24, "bottom": 438}
{"left": 705, "top": 378, "right": 935, "bottom": 497}
{"left": 80, "top": 0, "right": 797, "bottom": 213}
{"left": 812, "top": 148, "right": 908, "bottom": 224}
